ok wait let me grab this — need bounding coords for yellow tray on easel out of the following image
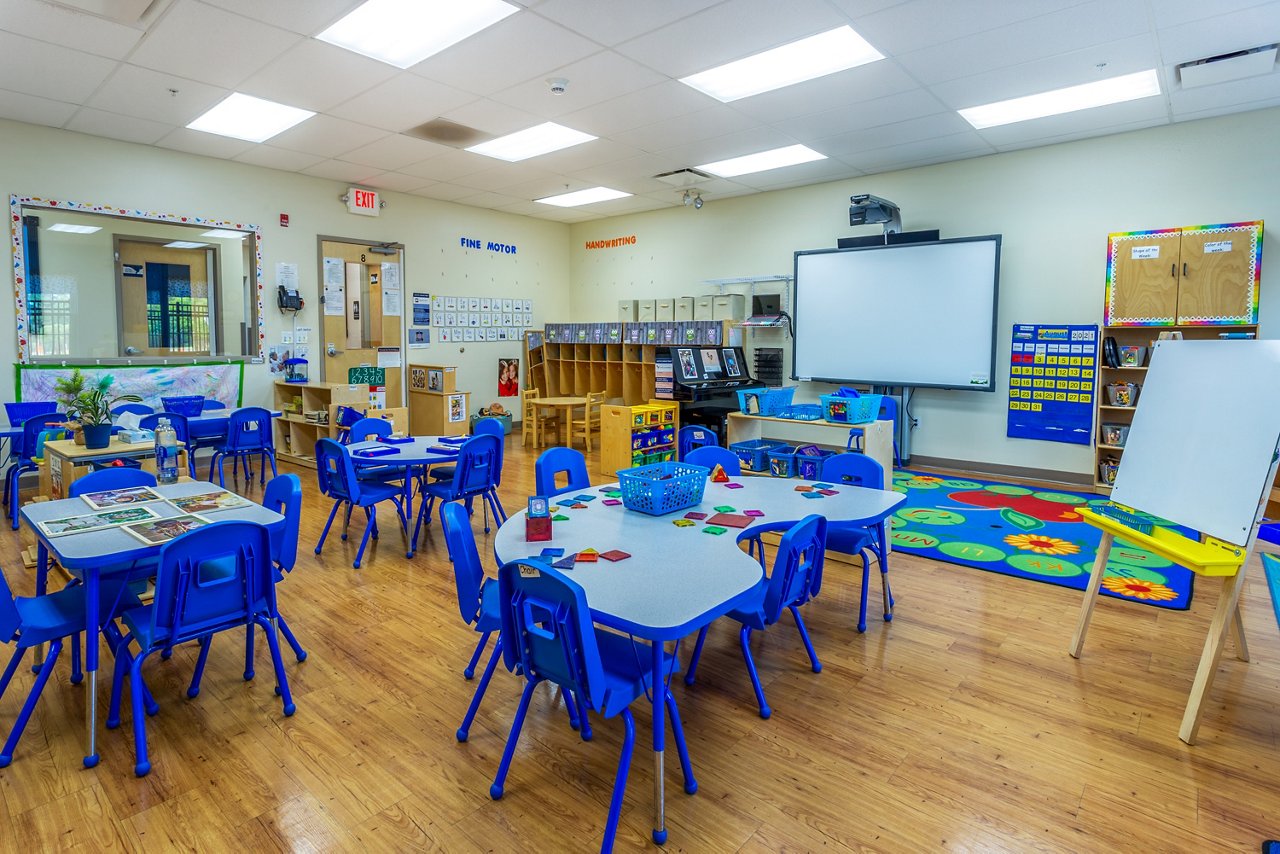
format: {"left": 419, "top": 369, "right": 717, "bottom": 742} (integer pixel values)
{"left": 1077, "top": 506, "right": 1246, "bottom": 577}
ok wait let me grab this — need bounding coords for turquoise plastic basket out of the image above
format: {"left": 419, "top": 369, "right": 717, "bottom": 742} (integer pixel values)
{"left": 618, "top": 462, "right": 710, "bottom": 515}
{"left": 737, "top": 387, "right": 795, "bottom": 416}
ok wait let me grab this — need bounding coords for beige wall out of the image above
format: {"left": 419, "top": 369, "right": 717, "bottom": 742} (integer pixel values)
{"left": 566, "top": 107, "right": 1280, "bottom": 477}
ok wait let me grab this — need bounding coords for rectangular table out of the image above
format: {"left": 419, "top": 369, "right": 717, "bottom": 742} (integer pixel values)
{"left": 21, "top": 481, "right": 284, "bottom": 767}
{"left": 39, "top": 437, "right": 189, "bottom": 499}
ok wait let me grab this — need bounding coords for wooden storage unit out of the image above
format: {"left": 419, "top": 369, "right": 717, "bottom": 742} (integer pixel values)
{"left": 41, "top": 437, "right": 189, "bottom": 499}
{"left": 410, "top": 390, "right": 471, "bottom": 437}
{"left": 273, "top": 381, "right": 367, "bottom": 467}
{"left": 599, "top": 401, "right": 679, "bottom": 477}
{"left": 525, "top": 331, "right": 546, "bottom": 405}
{"left": 725, "top": 413, "right": 895, "bottom": 486}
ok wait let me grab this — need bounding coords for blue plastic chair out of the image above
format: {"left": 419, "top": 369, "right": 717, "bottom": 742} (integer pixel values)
{"left": 140, "top": 413, "right": 197, "bottom": 479}
{"left": 415, "top": 433, "right": 506, "bottom": 555}
{"left": 342, "top": 417, "right": 403, "bottom": 485}
{"left": 822, "top": 453, "right": 892, "bottom": 633}
{"left": 534, "top": 446, "right": 590, "bottom": 499}
{"left": 430, "top": 417, "right": 507, "bottom": 526}
{"left": 7, "top": 414, "right": 70, "bottom": 529}
{"left": 68, "top": 468, "right": 157, "bottom": 497}
{"left": 847, "top": 397, "right": 902, "bottom": 468}
{"left": 686, "top": 514, "right": 828, "bottom": 719}
{"left": 200, "top": 400, "right": 227, "bottom": 412}
{"left": 314, "top": 438, "right": 409, "bottom": 569}
{"left": 0, "top": 567, "right": 137, "bottom": 767}
{"left": 491, "top": 559, "right": 695, "bottom": 853}
{"left": 2, "top": 402, "right": 57, "bottom": 469}
{"left": 111, "top": 403, "right": 153, "bottom": 418}
{"left": 208, "top": 406, "right": 277, "bottom": 486}
{"left": 106, "top": 520, "right": 295, "bottom": 776}
{"left": 244, "top": 474, "right": 306, "bottom": 677}
{"left": 676, "top": 426, "right": 717, "bottom": 461}
{"left": 685, "top": 445, "right": 742, "bottom": 475}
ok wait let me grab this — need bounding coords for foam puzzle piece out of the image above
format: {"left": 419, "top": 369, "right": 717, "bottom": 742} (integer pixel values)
{"left": 576, "top": 550, "right": 599, "bottom": 562}
{"left": 794, "top": 485, "right": 814, "bottom": 493}
{"left": 552, "top": 556, "right": 576, "bottom": 569}
{"left": 818, "top": 489, "right": 839, "bottom": 496}
{"left": 706, "top": 513, "right": 752, "bottom": 529}
{"left": 723, "top": 482, "right": 744, "bottom": 489}
{"left": 813, "top": 482, "right": 835, "bottom": 489}
{"left": 573, "top": 494, "right": 597, "bottom": 502}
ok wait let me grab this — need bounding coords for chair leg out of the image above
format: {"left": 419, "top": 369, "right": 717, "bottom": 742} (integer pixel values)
{"left": 572, "top": 689, "right": 593, "bottom": 741}
{"left": 601, "top": 708, "right": 636, "bottom": 854}
{"left": 457, "top": 635, "right": 502, "bottom": 743}
{"left": 244, "top": 622, "right": 256, "bottom": 682}
{"left": 277, "top": 615, "right": 307, "bottom": 662}
{"left": 664, "top": 688, "right": 697, "bottom": 795}
{"left": 881, "top": 562, "right": 894, "bottom": 621}
{"left": 353, "top": 507, "right": 377, "bottom": 569}
{"left": 684, "top": 626, "right": 710, "bottom": 686}
{"left": 739, "top": 625, "right": 771, "bottom": 719}
{"left": 857, "top": 553, "right": 871, "bottom": 633}
{"left": 789, "top": 605, "right": 821, "bottom": 673}
{"left": 106, "top": 638, "right": 132, "bottom": 729}
{"left": 188, "top": 634, "right": 214, "bottom": 698}
{"left": 69, "top": 632, "right": 83, "bottom": 684}
{"left": 0, "top": 641, "right": 61, "bottom": 767}
{"left": 490, "top": 679, "right": 537, "bottom": 799}
{"left": 314, "top": 499, "right": 343, "bottom": 555}
{"left": 564, "top": 688, "right": 584, "bottom": 735}
{"left": 0, "top": 645, "right": 26, "bottom": 700}
{"left": 341, "top": 503, "right": 354, "bottom": 540}
{"left": 465, "top": 631, "right": 492, "bottom": 679}
{"left": 258, "top": 616, "right": 296, "bottom": 716}
{"left": 128, "top": 650, "right": 154, "bottom": 776}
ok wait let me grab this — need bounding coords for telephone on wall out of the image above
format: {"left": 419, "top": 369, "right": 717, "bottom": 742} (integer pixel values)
{"left": 277, "top": 286, "right": 303, "bottom": 312}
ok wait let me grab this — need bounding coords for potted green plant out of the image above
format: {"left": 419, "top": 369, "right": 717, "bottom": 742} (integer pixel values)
{"left": 53, "top": 369, "right": 141, "bottom": 450}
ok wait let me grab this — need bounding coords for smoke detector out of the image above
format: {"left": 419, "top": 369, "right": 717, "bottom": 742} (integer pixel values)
{"left": 547, "top": 77, "right": 569, "bottom": 95}
{"left": 653, "top": 168, "right": 712, "bottom": 189}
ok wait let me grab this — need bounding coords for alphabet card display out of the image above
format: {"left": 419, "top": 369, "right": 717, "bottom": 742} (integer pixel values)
{"left": 431, "top": 294, "right": 533, "bottom": 343}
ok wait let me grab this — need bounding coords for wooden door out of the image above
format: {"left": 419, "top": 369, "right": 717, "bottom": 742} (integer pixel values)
{"left": 319, "top": 239, "right": 404, "bottom": 406}
{"left": 1105, "top": 230, "right": 1182, "bottom": 326}
{"left": 1176, "top": 222, "right": 1262, "bottom": 324}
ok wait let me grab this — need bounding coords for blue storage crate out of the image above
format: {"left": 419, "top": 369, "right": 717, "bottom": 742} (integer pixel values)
{"left": 737, "top": 386, "right": 795, "bottom": 417}
{"left": 795, "top": 448, "right": 835, "bottom": 480}
{"left": 767, "top": 446, "right": 799, "bottom": 478}
{"left": 160, "top": 395, "right": 205, "bottom": 417}
{"left": 730, "top": 439, "right": 785, "bottom": 472}
{"left": 618, "top": 461, "right": 709, "bottom": 516}
{"left": 89, "top": 457, "right": 143, "bottom": 472}
{"left": 776, "top": 403, "right": 823, "bottom": 421}
{"left": 821, "top": 392, "right": 882, "bottom": 424}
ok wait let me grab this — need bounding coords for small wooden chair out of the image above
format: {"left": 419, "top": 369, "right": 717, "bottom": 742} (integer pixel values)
{"left": 521, "top": 389, "right": 558, "bottom": 448}
{"left": 570, "top": 391, "right": 605, "bottom": 451}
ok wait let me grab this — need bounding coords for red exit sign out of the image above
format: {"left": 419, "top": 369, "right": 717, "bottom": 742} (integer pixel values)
{"left": 346, "top": 187, "right": 380, "bottom": 217}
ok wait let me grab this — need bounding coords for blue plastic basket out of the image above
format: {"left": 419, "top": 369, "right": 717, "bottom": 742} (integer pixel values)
{"left": 730, "top": 439, "right": 785, "bottom": 472}
{"left": 821, "top": 392, "right": 882, "bottom": 424}
{"left": 737, "top": 387, "right": 795, "bottom": 416}
{"left": 795, "top": 448, "right": 836, "bottom": 480}
{"left": 618, "top": 461, "right": 709, "bottom": 516}
{"left": 160, "top": 395, "right": 205, "bottom": 417}
{"left": 767, "top": 446, "right": 799, "bottom": 478}
{"left": 776, "top": 403, "right": 824, "bottom": 421}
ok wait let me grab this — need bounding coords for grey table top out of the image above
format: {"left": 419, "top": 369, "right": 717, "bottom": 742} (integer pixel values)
{"left": 348, "top": 436, "right": 459, "bottom": 466}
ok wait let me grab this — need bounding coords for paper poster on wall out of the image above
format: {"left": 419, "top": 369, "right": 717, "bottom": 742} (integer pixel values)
{"left": 448, "top": 393, "right": 466, "bottom": 423}
{"left": 376, "top": 346, "right": 402, "bottom": 368}
{"left": 382, "top": 289, "right": 401, "bottom": 316}
{"left": 412, "top": 293, "right": 431, "bottom": 326}
{"left": 498, "top": 358, "right": 520, "bottom": 397}
{"left": 381, "top": 262, "right": 401, "bottom": 291}
{"left": 1006, "top": 323, "right": 1098, "bottom": 445}
{"left": 408, "top": 328, "right": 429, "bottom": 348}
{"left": 276, "top": 262, "right": 298, "bottom": 290}
{"left": 322, "top": 257, "right": 345, "bottom": 315}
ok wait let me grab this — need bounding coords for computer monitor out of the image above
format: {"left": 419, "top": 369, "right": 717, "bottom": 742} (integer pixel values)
{"left": 752, "top": 294, "right": 780, "bottom": 316}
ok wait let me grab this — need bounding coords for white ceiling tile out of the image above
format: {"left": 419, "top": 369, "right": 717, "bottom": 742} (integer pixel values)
{"left": 895, "top": 0, "right": 1151, "bottom": 85}
{"left": 562, "top": 151, "right": 686, "bottom": 193}
{"left": 616, "top": 0, "right": 849, "bottom": 78}
{"left": 728, "top": 61, "right": 922, "bottom": 124}
{"left": 441, "top": 98, "right": 543, "bottom": 136}
{"left": 1149, "top": 0, "right": 1277, "bottom": 29}
{"left": 155, "top": 127, "right": 255, "bottom": 159}
{"left": 198, "top": 0, "right": 362, "bottom": 35}
{"left": 817, "top": 112, "right": 975, "bottom": 157}
{"left": 453, "top": 190, "right": 524, "bottom": 210}
{"left": 532, "top": 0, "right": 725, "bottom": 46}
{"left": 1155, "top": 2, "right": 1280, "bottom": 65}
{"left": 840, "top": 133, "right": 994, "bottom": 172}
{"left": 732, "top": 157, "right": 863, "bottom": 191}
{"left": 489, "top": 51, "right": 665, "bottom": 118}
{"left": 85, "top": 63, "right": 229, "bottom": 125}
{"left": 64, "top": 106, "right": 171, "bottom": 144}
{"left": 337, "top": 133, "right": 451, "bottom": 171}
{"left": 268, "top": 114, "right": 389, "bottom": 158}
{"left": 557, "top": 80, "right": 713, "bottom": 137}
{"left": 411, "top": 13, "right": 600, "bottom": 97}
{"left": 358, "top": 171, "right": 434, "bottom": 193}
{"left": 530, "top": 138, "right": 645, "bottom": 173}
{"left": 1168, "top": 71, "right": 1280, "bottom": 116}
{"left": 409, "top": 182, "right": 480, "bottom": 202}
{"left": 656, "top": 125, "right": 800, "bottom": 168}
{"left": 301, "top": 159, "right": 382, "bottom": 183}
{"left": 399, "top": 149, "right": 495, "bottom": 181}
{"left": 974, "top": 96, "right": 1169, "bottom": 147}
{"left": 0, "top": 88, "right": 78, "bottom": 128}
{"left": 0, "top": 0, "right": 145, "bottom": 59}
{"left": 232, "top": 145, "right": 325, "bottom": 172}
{"left": 783, "top": 88, "right": 950, "bottom": 142}
{"left": 824, "top": 0, "right": 912, "bottom": 19}
{"left": 853, "top": 0, "right": 1087, "bottom": 56}
{"left": 239, "top": 39, "right": 399, "bottom": 113}
{"left": 614, "top": 106, "right": 760, "bottom": 154}
{"left": 127, "top": 1, "right": 302, "bottom": 89}
{"left": 0, "top": 30, "right": 120, "bottom": 103}
{"left": 990, "top": 115, "right": 1170, "bottom": 153}
{"left": 449, "top": 162, "right": 558, "bottom": 194}
{"left": 502, "top": 173, "right": 595, "bottom": 200}
{"left": 328, "top": 74, "right": 478, "bottom": 132}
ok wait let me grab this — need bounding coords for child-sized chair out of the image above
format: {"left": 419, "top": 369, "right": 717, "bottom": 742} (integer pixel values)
{"left": 684, "top": 445, "right": 741, "bottom": 475}
{"left": 208, "top": 406, "right": 277, "bottom": 486}
{"left": 534, "top": 446, "right": 591, "bottom": 499}
{"left": 821, "top": 453, "right": 891, "bottom": 633}
{"left": 314, "top": 438, "right": 410, "bottom": 569}
{"left": 676, "top": 426, "right": 717, "bottom": 461}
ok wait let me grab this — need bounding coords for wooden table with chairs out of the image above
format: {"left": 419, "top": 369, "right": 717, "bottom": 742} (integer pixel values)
{"left": 523, "top": 394, "right": 586, "bottom": 447}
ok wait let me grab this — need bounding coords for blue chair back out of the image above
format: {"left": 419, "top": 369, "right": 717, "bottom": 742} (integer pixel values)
{"left": 685, "top": 445, "right": 742, "bottom": 476}
{"left": 762, "top": 515, "right": 828, "bottom": 622}
{"left": 315, "top": 438, "right": 363, "bottom": 505}
{"left": 160, "top": 396, "right": 205, "bottom": 417}
{"left": 200, "top": 400, "right": 227, "bottom": 411}
{"left": 346, "top": 417, "right": 392, "bottom": 444}
{"left": 472, "top": 417, "right": 506, "bottom": 485}
{"left": 821, "top": 453, "right": 884, "bottom": 489}
{"left": 0, "top": 567, "right": 23, "bottom": 643}
{"left": 262, "top": 474, "right": 302, "bottom": 572}
{"left": 878, "top": 396, "right": 898, "bottom": 430}
{"left": 442, "top": 502, "right": 486, "bottom": 626}
{"left": 498, "top": 559, "right": 604, "bottom": 712}
{"left": 68, "top": 468, "right": 158, "bottom": 498}
{"left": 20, "top": 414, "right": 69, "bottom": 463}
{"left": 677, "top": 426, "right": 717, "bottom": 460}
{"left": 452, "top": 433, "right": 502, "bottom": 499}
{"left": 4, "top": 401, "right": 56, "bottom": 430}
{"left": 225, "top": 407, "right": 272, "bottom": 452}
{"left": 535, "top": 447, "right": 590, "bottom": 498}
{"left": 140, "top": 413, "right": 191, "bottom": 446}
{"left": 149, "top": 521, "right": 274, "bottom": 646}
{"left": 112, "top": 403, "right": 153, "bottom": 417}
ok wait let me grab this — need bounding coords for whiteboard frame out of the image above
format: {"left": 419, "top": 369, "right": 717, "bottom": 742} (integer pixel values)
{"left": 791, "top": 235, "right": 1001, "bottom": 391}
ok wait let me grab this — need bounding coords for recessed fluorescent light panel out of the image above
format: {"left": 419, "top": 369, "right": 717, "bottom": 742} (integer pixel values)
{"left": 466, "top": 122, "right": 596, "bottom": 162}
{"left": 47, "top": 223, "right": 101, "bottom": 234}
{"left": 164, "top": 241, "right": 207, "bottom": 249}
{"left": 318, "top": 0, "right": 518, "bottom": 69}
{"left": 680, "top": 26, "right": 884, "bottom": 102}
{"left": 201, "top": 229, "right": 248, "bottom": 239}
{"left": 187, "top": 93, "right": 315, "bottom": 143}
{"left": 536, "top": 187, "right": 631, "bottom": 207}
{"left": 698, "top": 144, "right": 826, "bottom": 178}
{"left": 959, "top": 69, "right": 1161, "bottom": 129}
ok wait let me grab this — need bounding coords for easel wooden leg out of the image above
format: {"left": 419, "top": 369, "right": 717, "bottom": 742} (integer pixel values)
{"left": 1178, "top": 569, "right": 1250, "bottom": 744}
{"left": 1231, "top": 600, "right": 1250, "bottom": 662}
{"left": 1069, "top": 532, "right": 1114, "bottom": 658}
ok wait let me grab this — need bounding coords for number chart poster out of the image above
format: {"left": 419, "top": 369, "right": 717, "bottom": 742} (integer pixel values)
{"left": 1006, "top": 324, "right": 1098, "bottom": 445}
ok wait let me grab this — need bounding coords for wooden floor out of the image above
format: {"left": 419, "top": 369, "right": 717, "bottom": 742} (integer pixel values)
{"left": 1, "top": 438, "right": 1279, "bottom": 852}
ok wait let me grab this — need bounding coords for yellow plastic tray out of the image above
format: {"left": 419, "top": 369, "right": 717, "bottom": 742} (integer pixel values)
{"left": 1078, "top": 507, "right": 1246, "bottom": 576}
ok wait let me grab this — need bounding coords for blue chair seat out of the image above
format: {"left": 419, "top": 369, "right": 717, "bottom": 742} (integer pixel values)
{"left": 16, "top": 583, "right": 140, "bottom": 646}
{"left": 591, "top": 630, "right": 682, "bottom": 718}
{"left": 476, "top": 577, "right": 502, "bottom": 634}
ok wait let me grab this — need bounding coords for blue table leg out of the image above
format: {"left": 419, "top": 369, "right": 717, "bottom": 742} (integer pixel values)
{"left": 651, "top": 640, "right": 666, "bottom": 844}
{"left": 879, "top": 520, "right": 894, "bottom": 620}
{"left": 83, "top": 570, "right": 99, "bottom": 768}
{"left": 32, "top": 542, "right": 49, "bottom": 670}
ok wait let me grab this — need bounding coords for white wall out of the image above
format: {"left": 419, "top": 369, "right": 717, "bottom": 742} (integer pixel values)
{"left": 0, "top": 118, "right": 571, "bottom": 413}
{"left": 567, "top": 107, "right": 1280, "bottom": 477}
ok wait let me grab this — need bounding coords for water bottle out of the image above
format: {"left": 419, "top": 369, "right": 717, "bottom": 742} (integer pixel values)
{"left": 155, "top": 417, "right": 179, "bottom": 484}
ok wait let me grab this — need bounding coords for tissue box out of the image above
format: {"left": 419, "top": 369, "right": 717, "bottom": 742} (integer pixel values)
{"left": 117, "top": 429, "right": 155, "bottom": 444}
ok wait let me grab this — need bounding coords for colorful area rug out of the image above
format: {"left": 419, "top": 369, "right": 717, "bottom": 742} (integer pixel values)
{"left": 889, "top": 471, "right": 1195, "bottom": 610}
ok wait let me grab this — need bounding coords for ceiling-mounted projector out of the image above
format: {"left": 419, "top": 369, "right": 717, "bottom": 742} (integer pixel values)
{"left": 849, "top": 194, "right": 901, "bottom": 233}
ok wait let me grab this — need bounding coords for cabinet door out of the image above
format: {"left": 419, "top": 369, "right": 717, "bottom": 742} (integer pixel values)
{"left": 1105, "top": 230, "right": 1182, "bottom": 325}
{"left": 1175, "top": 222, "right": 1262, "bottom": 324}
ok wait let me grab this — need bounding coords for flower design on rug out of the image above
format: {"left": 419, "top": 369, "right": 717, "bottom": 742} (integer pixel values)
{"left": 1100, "top": 576, "right": 1178, "bottom": 601}
{"left": 1003, "top": 533, "right": 1081, "bottom": 555}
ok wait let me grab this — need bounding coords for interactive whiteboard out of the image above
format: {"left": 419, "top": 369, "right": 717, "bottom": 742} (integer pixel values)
{"left": 792, "top": 236, "right": 1001, "bottom": 390}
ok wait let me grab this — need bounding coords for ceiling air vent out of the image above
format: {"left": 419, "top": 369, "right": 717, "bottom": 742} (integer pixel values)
{"left": 404, "top": 119, "right": 493, "bottom": 149}
{"left": 1177, "top": 44, "right": 1278, "bottom": 89}
{"left": 653, "top": 168, "right": 712, "bottom": 188}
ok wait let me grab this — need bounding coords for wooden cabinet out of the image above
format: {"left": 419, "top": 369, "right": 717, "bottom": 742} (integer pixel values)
{"left": 410, "top": 390, "right": 470, "bottom": 436}
{"left": 1105, "top": 221, "right": 1262, "bottom": 326}
{"left": 272, "top": 381, "right": 367, "bottom": 467}
{"left": 599, "top": 401, "right": 679, "bottom": 477}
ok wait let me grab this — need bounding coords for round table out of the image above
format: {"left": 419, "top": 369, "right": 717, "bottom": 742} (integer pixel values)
{"left": 349, "top": 436, "right": 459, "bottom": 556}
{"left": 531, "top": 396, "right": 585, "bottom": 446}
